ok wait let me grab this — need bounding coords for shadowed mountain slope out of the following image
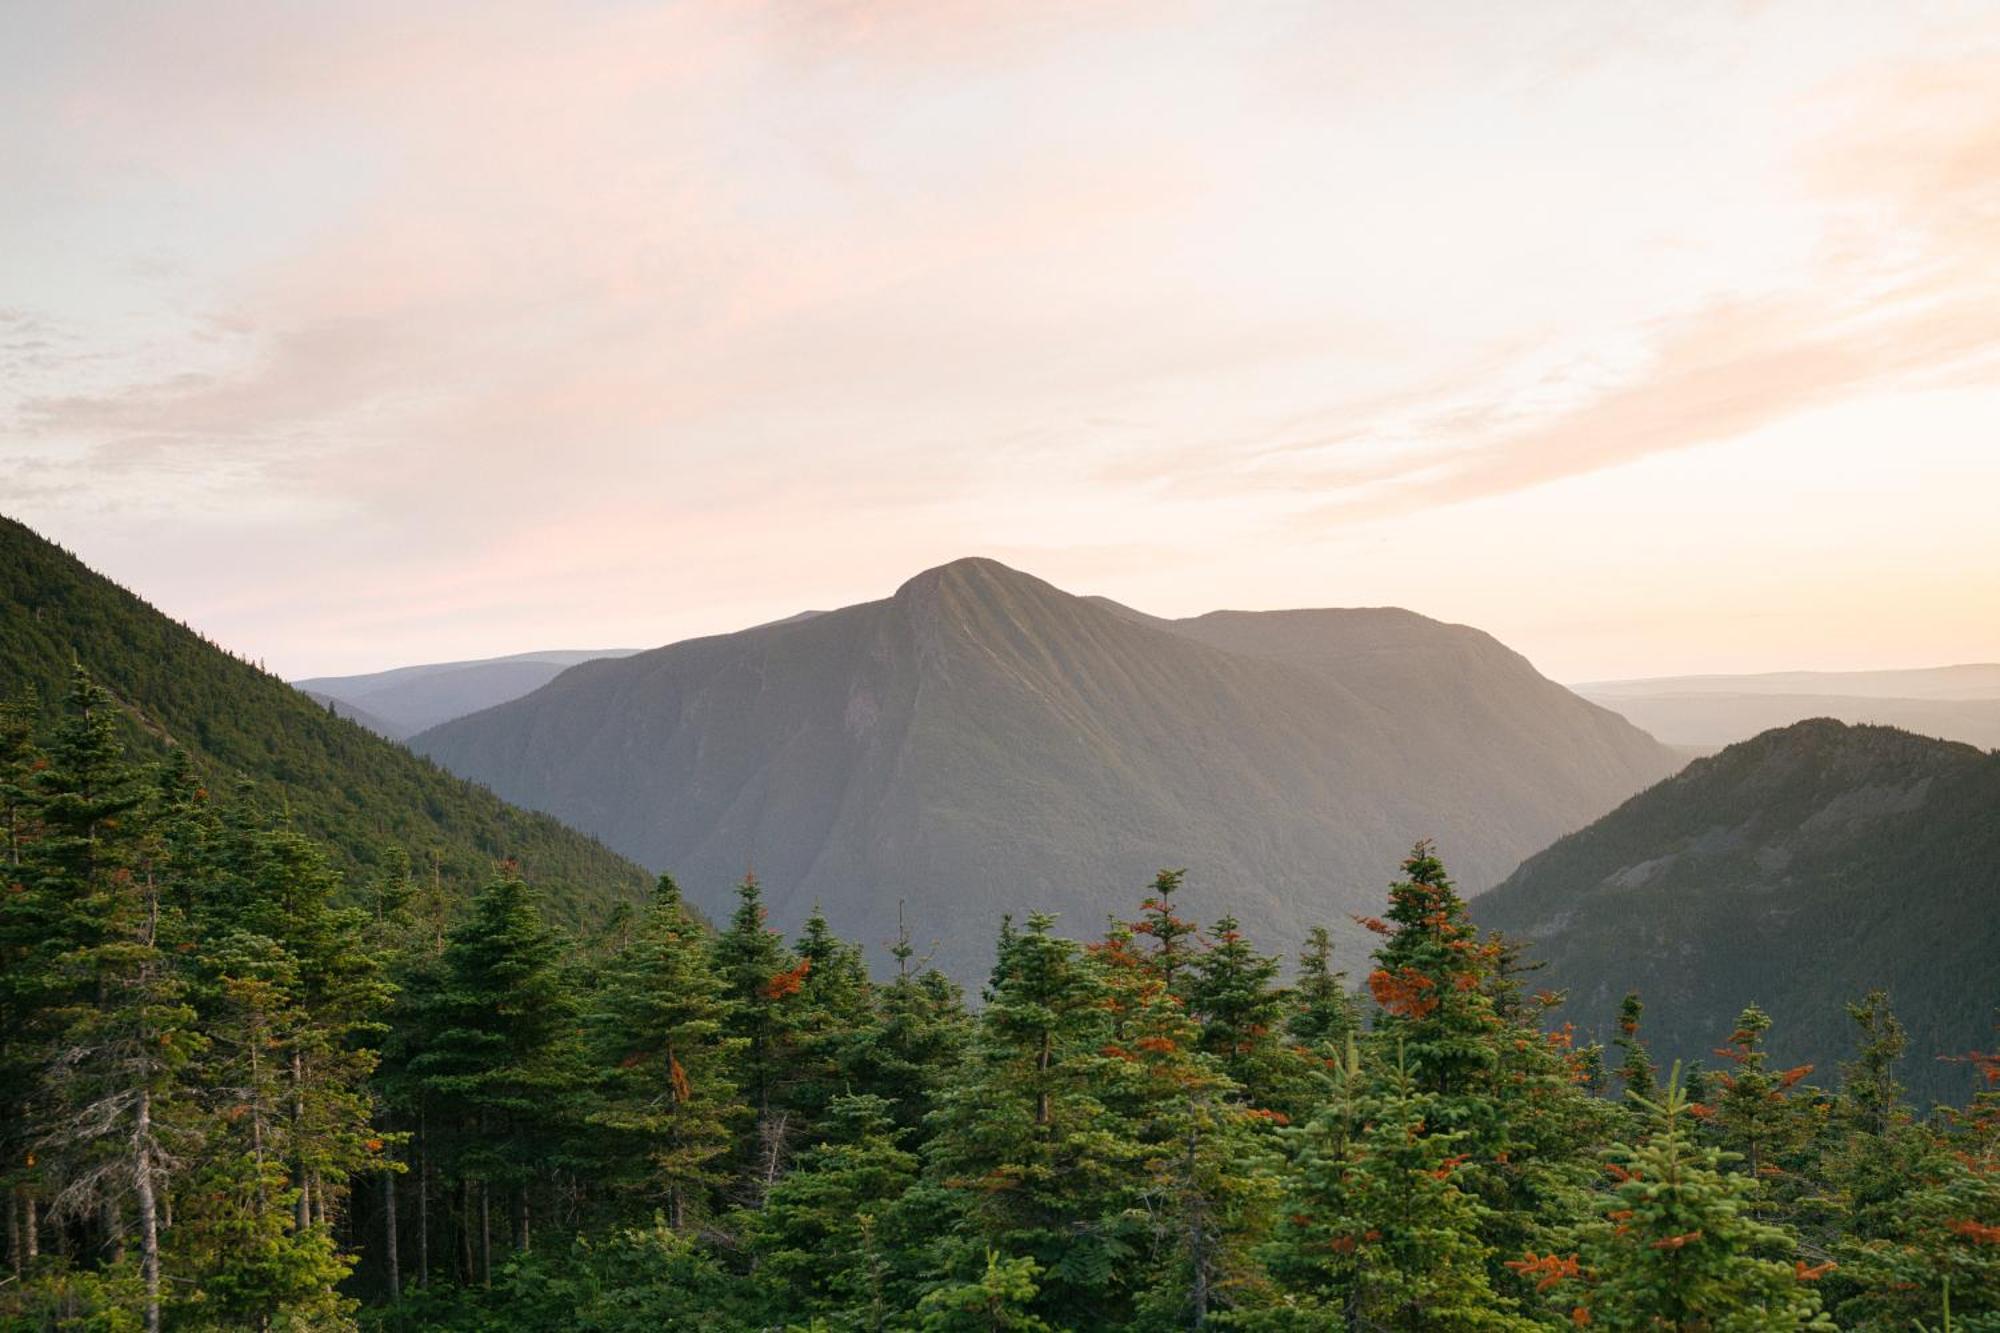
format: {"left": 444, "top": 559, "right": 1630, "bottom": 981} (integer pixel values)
{"left": 1474, "top": 719, "right": 2000, "bottom": 1102}
{"left": 0, "top": 516, "right": 648, "bottom": 924}
{"left": 415, "top": 557, "right": 1677, "bottom": 976}
{"left": 297, "top": 648, "right": 643, "bottom": 739}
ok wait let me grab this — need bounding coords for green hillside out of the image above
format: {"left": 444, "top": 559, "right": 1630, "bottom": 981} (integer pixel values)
{"left": 0, "top": 515, "right": 647, "bottom": 922}
{"left": 1473, "top": 718, "right": 2000, "bottom": 1101}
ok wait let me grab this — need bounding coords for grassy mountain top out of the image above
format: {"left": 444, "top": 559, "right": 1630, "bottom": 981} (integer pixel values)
{"left": 0, "top": 515, "right": 648, "bottom": 923}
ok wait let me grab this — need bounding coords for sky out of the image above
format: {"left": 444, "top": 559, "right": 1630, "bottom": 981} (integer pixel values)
{"left": 4, "top": 0, "right": 1999, "bottom": 683}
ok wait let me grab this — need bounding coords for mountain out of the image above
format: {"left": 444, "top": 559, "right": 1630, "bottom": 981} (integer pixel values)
{"left": 296, "top": 648, "right": 643, "bottom": 739}
{"left": 0, "top": 516, "right": 649, "bottom": 923}
{"left": 299, "top": 687, "right": 405, "bottom": 738}
{"left": 1578, "top": 666, "right": 2000, "bottom": 751}
{"left": 1473, "top": 719, "right": 2000, "bottom": 1102}
{"left": 413, "top": 557, "right": 1679, "bottom": 977}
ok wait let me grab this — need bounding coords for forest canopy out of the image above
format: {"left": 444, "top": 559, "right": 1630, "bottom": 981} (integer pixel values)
{"left": 4, "top": 670, "right": 1996, "bottom": 1331}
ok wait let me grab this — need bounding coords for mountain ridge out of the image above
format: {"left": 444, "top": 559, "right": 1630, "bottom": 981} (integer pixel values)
{"left": 414, "top": 556, "right": 1680, "bottom": 976}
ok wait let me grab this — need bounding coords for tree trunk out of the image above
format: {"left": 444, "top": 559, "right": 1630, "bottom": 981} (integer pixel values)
{"left": 458, "top": 1181, "right": 474, "bottom": 1286}
{"left": 382, "top": 1168, "right": 401, "bottom": 1301}
{"left": 416, "top": 1135, "right": 429, "bottom": 1288}
{"left": 7, "top": 1187, "right": 19, "bottom": 1275}
{"left": 1186, "top": 1116, "right": 1208, "bottom": 1329}
{"left": 515, "top": 1185, "right": 529, "bottom": 1254}
{"left": 479, "top": 1181, "right": 492, "bottom": 1288}
{"left": 134, "top": 1090, "right": 162, "bottom": 1333}
{"left": 23, "top": 1191, "right": 37, "bottom": 1262}
{"left": 291, "top": 1049, "right": 310, "bottom": 1232}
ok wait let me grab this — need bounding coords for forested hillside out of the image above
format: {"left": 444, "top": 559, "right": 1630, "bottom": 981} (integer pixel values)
{"left": 0, "top": 516, "right": 648, "bottom": 923}
{"left": 6, "top": 681, "right": 1993, "bottom": 1330}
{"left": 1475, "top": 719, "right": 2000, "bottom": 1101}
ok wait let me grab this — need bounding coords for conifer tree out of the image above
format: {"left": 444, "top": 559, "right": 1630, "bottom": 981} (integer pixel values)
{"left": 844, "top": 908, "right": 973, "bottom": 1143}
{"left": 1186, "top": 914, "right": 1299, "bottom": 1115}
{"left": 916, "top": 1249, "right": 1054, "bottom": 1332}
{"left": 1361, "top": 843, "right": 1609, "bottom": 1302}
{"left": 1614, "top": 991, "right": 1659, "bottom": 1105}
{"left": 0, "top": 692, "right": 45, "bottom": 1277}
{"left": 404, "top": 871, "right": 580, "bottom": 1285}
{"left": 1551, "top": 1066, "right": 1834, "bottom": 1330}
{"left": 1706, "top": 1005, "right": 1820, "bottom": 1218}
{"left": 1827, "top": 1032, "right": 2000, "bottom": 1329}
{"left": 1261, "top": 1037, "right": 1537, "bottom": 1329}
{"left": 745, "top": 1092, "right": 920, "bottom": 1328}
{"left": 1286, "top": 925, "right": 1357, "bottom": 1057}
{"left": 788, "top": 902, "right": 877, "bottom": 1128}
{"left": 26, "top": 668, "right": 200, "bottom": 1333}
{"left": 714, "top": 873, "right": 808, "bottom": 1195}
{"left": 925, "top": 912, "right": 1142, "bottom": 1327}
{"left": 1094, "top": 910, "right": 1281, "bottom": 1326}
{"left": 586, "top": 873, "right": 744, "bottom": 1231}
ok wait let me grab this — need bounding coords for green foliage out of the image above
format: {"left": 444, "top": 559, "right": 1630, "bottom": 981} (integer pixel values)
{"left": 1557, "top": 1066, "right": 1834, "bottom": 1330}
{"left": 0, "top": 515, "right": 648, "bottom": 925}
{"left": 4, "top": 681, "right": 1994, "bottom": 1331}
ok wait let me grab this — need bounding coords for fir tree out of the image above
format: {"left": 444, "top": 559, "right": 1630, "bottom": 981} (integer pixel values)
{"left": 404, "top": 871, "right": 580, "bottom": 1285}
{"left": 713, "top": 873, "right": 808, "bottom": 1196}
{"left": 586, "top": 873, "right": 744, "bottom": 1231}
{"left": 1262, "top": 1037, "right": 1537, "bottom": 1330}
{"left": 1286, "top": 925, "right": 1357, "bottom": 1057}
{"left": 744, "top": 1092, "right": 920, "bottom": 1328}
{"left": 1555, "top": 1066, "right": 1833, "bottom": 1330}
{"left": 1614, "top": 991, "right": 1659, "bottom": 1105}
{"left": 925, "top": 912, "right": 1142, "bottom": 1327}
{"left": 26, "top": 668, "right": 200, "bottom": 1333}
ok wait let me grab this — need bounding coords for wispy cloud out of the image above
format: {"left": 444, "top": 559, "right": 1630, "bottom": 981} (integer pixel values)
{"left": 3, "top": 2, "right": 1997, "bottom": 675}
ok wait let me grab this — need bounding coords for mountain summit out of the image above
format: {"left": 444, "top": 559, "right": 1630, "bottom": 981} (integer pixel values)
{"left": 414, "top": 557, "right": 1678, "bottom": 975}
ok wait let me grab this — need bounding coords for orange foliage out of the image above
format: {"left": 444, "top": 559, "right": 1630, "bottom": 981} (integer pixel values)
{"left": 1505, "top": 1251, "right": 1582, "bottom": 1293}
{"left": 760, "top": 957, "right": 812, "bottom": 1000}
{"left": 1948, "top": 1218, "right": 2000, "bottom": 1244}
{"left": 1368, "top": 967, "right": 1439, "bottom": 1019}
{"left": 1652, "top": 1230, "right": 1703, "bottom": 1251}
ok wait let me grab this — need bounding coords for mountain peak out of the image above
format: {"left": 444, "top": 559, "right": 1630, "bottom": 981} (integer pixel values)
{"left": 891, "top": 557, "right": 1071, "bottom": 623}
{"left": 895, "top": 555, "right": 1038, "bottom": 594}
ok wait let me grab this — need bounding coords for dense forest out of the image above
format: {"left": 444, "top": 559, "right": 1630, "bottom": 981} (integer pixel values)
{"left": 0, "top": 516, "right": 649, "bottom": 925}
{"left": 6, "top": 671, "right": 1999, "bottom": 1331}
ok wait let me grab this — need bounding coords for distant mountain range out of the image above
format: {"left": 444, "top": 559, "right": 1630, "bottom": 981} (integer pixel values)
{"left": 1474, "top": 718, "right": 2000, "bottom": 1102}
{"left": 0, "top": 516, "right": 648, "bottom": 923}
{"left": 412, "top": 557, "right": 1680, "bottom": 977}
{"left": 297, "top": 649, "right": 644, "bottom": 739}
{"left": 1578, "top": 665, "right": 2000, "bottom": 752}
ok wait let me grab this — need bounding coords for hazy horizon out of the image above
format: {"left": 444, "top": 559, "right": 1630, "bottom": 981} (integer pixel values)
{"left": 7, "top": 1, "right": 1999, "bottom": 680}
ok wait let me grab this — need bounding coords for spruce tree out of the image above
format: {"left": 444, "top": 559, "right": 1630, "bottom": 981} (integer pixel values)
{"left": 1614, "top": 992, "right": 1659, "bottom": 1105}
{"left": 744, "top": 1092, "right": 920, "bottom": 1328}
{"left": 924, "top": 912, "right": 1142, "bottom": 1327}
{"left": 26, "top": 668, "right": 200, "bottom": 1333}
{"left": 1261, "top": 1037, "right": 1537, "bottom": 1330}
{"left": 1555, "top": 1066, "right": 1833, "bottom": 1330}
{"left": 404, "top": 871, "right": 580, "bottom": 1285}
{"left": 714, "top": 873, "right": 808, "bottom": 1196}
{"left": 586, "top": 874, "right": 744, "bottom": 1231}
{"left": 1186, "top": 914, "right": 1300, "bottom": 1116}
{"left": 1286, "top": 925, "right": 1357, "bottom": 1057}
